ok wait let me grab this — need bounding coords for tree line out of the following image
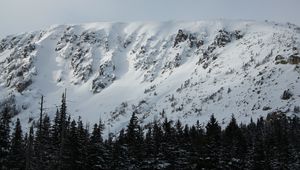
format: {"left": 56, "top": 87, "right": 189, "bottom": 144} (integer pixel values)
{"left": 0, "top": 93, "right": 300, "bottom": 169}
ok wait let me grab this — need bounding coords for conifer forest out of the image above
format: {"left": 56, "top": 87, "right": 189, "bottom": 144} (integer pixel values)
{"left": 0, "top": 93, "right": 299, "bottom": 170}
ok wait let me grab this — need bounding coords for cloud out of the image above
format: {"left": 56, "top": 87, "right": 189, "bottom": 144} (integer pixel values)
{"left": 0, "top": 0, "right": 299, "bottom": 37}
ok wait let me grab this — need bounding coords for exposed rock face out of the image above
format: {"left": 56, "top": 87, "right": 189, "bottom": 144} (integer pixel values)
{"left": 0, "top": 33, "right": 38, "bottom": 92}
{"left": 0, "top": 21, "right": 299, "bottom": 133}
{"left": 92, "top": 60, "right": 116, "bottom": 93}
{"left": 55, "top": 28, "right": 106, "bottom": 85}
{"left": 174, "top": 29, "right": 188, "bottom": 47}
{"left": 174, "top": 29, "right": 205, "bottom": 49}
{"left": 288, "top": 55, "right": 300, "bottom": 64}
{"left": 275, "top": 55, "right": 285, "bottom": 61}
{"left": 281, "top": 90, "right": 293, "bottom": 100}
{"left": 214, "top": 29, "right": 232, "bottom": 47}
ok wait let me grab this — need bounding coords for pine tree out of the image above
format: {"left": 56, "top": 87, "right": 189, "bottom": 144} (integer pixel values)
{"left": 190, "top": 124, "right": 205, "bottom": 168}
{"left": 0, "top": 107, "right": 11, "bottom": 170}
{"left": 103, "top": 133, "right": 113, "bottom": 170}
{"left": 251, "top": 117, "right": 269, "bottom": 169}
{"left": 201, "top": 114, "right": 222, "bottom": 169}
{"left": 98, "top": 119, "right": 110, "bottom": 169}
{"left": 222, "top": 115, "right": 246, "bottom": 169}
{"left": 76, "top": 117, "right": 89, "bottom": 169}
{"left": 58, "top": 92, "right": 68, "bottom": 170}
{"left": 266, "top": 113, "right": 290, "bottom": 169}
{"left": 175, "top": 119, "right": 183, "bottom": 140}
{"left": 33, "top": 96, "right": 51, "bottom": 170}
{"left": 174, "top": 124, "right": 192, "bottom": 169}
{"left": 141, "top": 126, "right": 155, "bottom": 169}
{"left": 87, "top": 123, "right": 106, "bottom": 170}
{"left": 111, "top": 129, "right": 130, "bottom": 169}
{"left": 287, "top": 116, "right": 300, "bottom": 169}
{"left": 243, "top": 118, "right": 256, "bottom": 169}
{"left": 206, "top": 114, "right": 221, "bottom": 141}
{"left": 25, "top": 126, "right": 34, "bottom": 170}
{"left": 9, "top": 118, "right": 25, "bottom": 169}
{"left": 152, "top": 121, "right": 165, "bottom": 169}
{"left": 126, "top": 111, "right": 143, "bottom": 168}
{"left": 126, "top": 111, "right": 140, "bottom": 145}
{"left": 34, "top": 113, "right": 43, "bottom": 169}
{"left": 63, "top": 119, "right": 81, "bottom": 170}
{"left": 0, "top": 90, "right": 299, "bottom": 170}
{"left": 49, "top": 92, "right": 68, "bottom": 170}
{"left": 49, "top": 108, "right": 61, "bottom": 169}
{"left": 161, "top": 118, "right": 175, "bottom": 169}
{"left": 33, "top": 114, "right": 52, "bottom": 170}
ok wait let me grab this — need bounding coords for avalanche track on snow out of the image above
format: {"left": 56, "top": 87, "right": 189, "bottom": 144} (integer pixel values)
{"left": 0, "top": 20, "right": 300, "bottom": 134}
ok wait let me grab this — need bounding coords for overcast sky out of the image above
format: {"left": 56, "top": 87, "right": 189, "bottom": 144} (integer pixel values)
{"left": 0, "top": 0, "right": 300, "bottom": 38}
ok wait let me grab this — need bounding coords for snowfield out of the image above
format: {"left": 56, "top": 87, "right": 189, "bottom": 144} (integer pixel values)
{"left": 0, "top": 20, "right": 300, "bottom": 135}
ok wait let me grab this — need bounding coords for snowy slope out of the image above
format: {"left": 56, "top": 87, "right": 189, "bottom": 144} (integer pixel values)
{"left": 0, "top": 20, "right": 300, "bottom": 134}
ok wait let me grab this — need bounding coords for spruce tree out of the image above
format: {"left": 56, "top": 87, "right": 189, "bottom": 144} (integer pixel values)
{"left": 287, "top": 116, "right": 300, "bottom": 169}
{"left": 49, "top": 108, "right": 61, "bottom": 169}
{"left": 152, "top": 121, "right": 164, "bottom": 169}
{"left": 251, "top": 117, "right": 268, "bottom": 169}
{"left": 161, "top": 118, "right": 175, "bottom": 169}
{"left": 126, "top": 111, "right": 143, "bottom": 168}
{"left": 58, "top": 92, "right": 68, "bottom": 170}
{"left": 25, "top": 126, "right": 34, "bottom": 170}
{"left": 50, "top": 92, "right": 68, "bottom": 170}
{"left": 33, "top": 96, "right": 51, "bottom": 170}
{"left": 87, "top": 123, "right": 106, "bottom": 170}
{"left": 111, "top": 129, "right": 130, "bottom": 169}
{"left": 0, "top": 107, "right": 11, "bottom": 170}
{"left": 76, "top": 117, "right": 89, "bottom": 169}
{"left": 142, "top": 126, "right": 155, "bottom": 169}
{"left": 64, "top": 119, "right": 80, "bottom": 170}
{"left": 223, "top": 115, "right": 246, "bottom": 169}
{"left": 9, "top": 118, "right": 25, "bottom": 169}
{"left": 33, "top": 114, "right": 52, "bottom": 170}
{"left": 0, "top": 91, "right": 299, "bottom": 170}
{"left": 126, "top": 111, "right": 140, "bottom": 145}
{"left": 190, "top": 124, "right": 205, "bottom": 167}
{"left": 202, "top": 114, "right": 222, "bottom": 169}
{"left": 175, "top": 124, "right": 192, "bottom": 169}
{"left": 175, "top": 119, "right": 183, "bottom": 141}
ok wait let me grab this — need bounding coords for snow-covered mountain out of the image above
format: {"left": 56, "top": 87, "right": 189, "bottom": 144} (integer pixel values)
{"left": 1, "top": 20, "right": 300, "bottom": 134}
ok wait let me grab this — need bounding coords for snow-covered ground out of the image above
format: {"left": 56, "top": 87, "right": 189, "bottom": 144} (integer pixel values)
{"left": 0, "top": 20, "right": 300, "bottom": 135}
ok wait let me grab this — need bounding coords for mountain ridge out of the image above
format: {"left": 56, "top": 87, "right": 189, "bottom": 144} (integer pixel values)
{"left": 0, "top": 20, "right": 299, "bottom": 134}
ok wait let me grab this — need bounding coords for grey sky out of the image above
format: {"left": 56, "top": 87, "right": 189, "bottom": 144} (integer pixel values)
{"left": 0, "top": 0, "right": 300, "bottom": 38}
